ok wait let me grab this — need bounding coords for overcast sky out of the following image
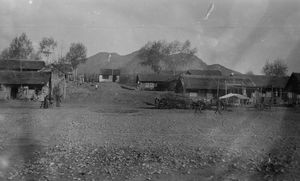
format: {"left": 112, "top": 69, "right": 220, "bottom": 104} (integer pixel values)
{"left": 1, "top": 0, "right": 300, "bottom": 74}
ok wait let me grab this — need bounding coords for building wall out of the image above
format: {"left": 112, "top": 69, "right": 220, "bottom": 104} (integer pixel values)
{"left": 138, "top": 82, "right": 156, "bottom": 90}
{"left": 99, "top": 75, "right": 120, "bottom": 82}
{"left": 99, "top": 75, "right": 113, "bottom": 82}
{"left": 248, "top": 88, "right": 287, "bottom": 105}
{"left": 185, "top": 89, "right": 220, "bottom": 100}
{"left": 287, "top": 92, "right": 300, "bottom": 104}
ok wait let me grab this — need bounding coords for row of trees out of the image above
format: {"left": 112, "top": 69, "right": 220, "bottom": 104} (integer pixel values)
{"left": 0, "top": 33, "right": 87, "bottom": 71}
{"left": 138, "top": 40, "right": 288, "bottom": 77}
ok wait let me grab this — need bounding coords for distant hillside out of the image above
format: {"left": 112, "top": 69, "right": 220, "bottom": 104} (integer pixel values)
{"left": 78, "top": 52, "right": 125, "bottom": 74}
{"left": 207, "top": 64, "right": 241, "bottom": 76}
{"left": 78, "top": 50, "right": 240, "bottom": 75}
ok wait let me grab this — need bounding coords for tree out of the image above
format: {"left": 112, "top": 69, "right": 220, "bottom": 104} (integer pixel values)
{"left": 164, "top": 40, "right": 197, "bottom": 74}
{"left": 138, "top": 40, "right": 168, "bottom": 73}
{"left": 66, "top": 42, "right": 87, "bottom": 68}
{"left": 3, "top": 33, "right": 34, "bottom": 59}
{"left": 65, "top": 42, "right": 87, "bottom": 79}
{"left": 138, "top": 40, "right": 197, "bottom": 74}
{"left": 262, "top": 59, "right": 288, "bottom": 77}
{"left": 0, "top": 48, "right": 10, "bottom": 59}
{"left": 39, "top": 37, "right": 57, "bottom": 63}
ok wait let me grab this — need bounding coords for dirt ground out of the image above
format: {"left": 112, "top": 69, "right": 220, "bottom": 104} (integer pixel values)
{"left": 0, "top": 82, "right": 299, "bottom": 180}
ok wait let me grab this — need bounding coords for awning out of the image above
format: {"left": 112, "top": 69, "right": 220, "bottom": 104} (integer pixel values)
{"left": 219, "top": 93, "right": 249, "bottom": 100}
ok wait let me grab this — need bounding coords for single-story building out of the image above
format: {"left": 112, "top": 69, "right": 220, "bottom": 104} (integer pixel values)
{"left": 136, "top": 74, "right": 178, "bottom": 91}
{"left": 236, "top": 75, "right": 289, "bottom": 105}
{"left": 99, "top": 69, "right": 120, "bottom": 82}
{"left": 175, "top": 75, "right": 254, "bottom": 100}
{"left": 0, "top": 71, "right": 51, "bottom": 100}
{"left": 0, "top": 59, "right": 48, "bottom": 100}
{"left": 285, "top": 72, "right": 300, "bottom": 104}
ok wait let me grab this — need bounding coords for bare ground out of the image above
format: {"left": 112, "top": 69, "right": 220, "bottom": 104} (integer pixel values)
{"left": 0, "top": 82, "right": 299, "bottom": 180}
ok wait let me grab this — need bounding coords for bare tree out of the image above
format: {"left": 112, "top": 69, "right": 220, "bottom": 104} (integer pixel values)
{"left": 262, "top": 59, "right": 288, "bottom": 77}
{"left": 0, "top": 33, "right": 33, "bottom": 59}
{"left": 138, "top": 40, "right": 197, "bottom": 74}
{"left": 0, "top": 48, "right": 10, "bottom": 59}
{"left": 39, "top": 37, "right": 57, "bottom": 63}
{"left": 65, "top": 42, "right": 87, "bottom": 79}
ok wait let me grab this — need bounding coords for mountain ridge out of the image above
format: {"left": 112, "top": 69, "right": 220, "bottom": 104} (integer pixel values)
{"left": 78, "top": 51, "right": 241, "bottom": 76}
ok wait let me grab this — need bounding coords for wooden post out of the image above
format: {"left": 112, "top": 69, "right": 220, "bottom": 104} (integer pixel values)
{"left": 63, "top": 77, "right": 67, "bottom": 99}
{"left": 217, "top": 78, "right": 219, "bottom": 99}
{"left": 49, "top": 72, "right": 52, "bottom": 101}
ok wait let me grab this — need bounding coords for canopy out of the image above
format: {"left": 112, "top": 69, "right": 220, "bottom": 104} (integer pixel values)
{"left": 219, "top": 93, "right": 249, "bottom": 100}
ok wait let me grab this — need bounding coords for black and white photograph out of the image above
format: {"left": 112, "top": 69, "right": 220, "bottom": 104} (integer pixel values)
{"left": 0, "top": 0, "right": 300, "bottom": 180}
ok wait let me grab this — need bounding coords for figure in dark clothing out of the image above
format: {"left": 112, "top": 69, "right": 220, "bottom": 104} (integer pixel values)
{"left": 215, "top": 99, "right": 222, "bottom": 114}
{"left": 53, "top": 86, "right": 62, "bottom": 107}
{"left": 43, "top": 95, "right": 49, "bottom": 109}
{"left": 194, "top": 100, "right": 204, "bottom": 113}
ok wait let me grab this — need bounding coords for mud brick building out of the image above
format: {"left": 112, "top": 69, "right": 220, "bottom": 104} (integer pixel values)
{"left": 0, "top": 59, "right": 50, "bottom": 100}
{"left": 136, "top": 73, "right": 178, "bottom": 91}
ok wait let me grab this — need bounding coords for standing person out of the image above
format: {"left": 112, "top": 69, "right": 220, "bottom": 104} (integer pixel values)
{"left": 215, "top": 98, "right": 222, "bottom": 114}
{"left": 39, "top": 84, "right": 49, "bottom": 108}
{"left": 43, "top": 95, "right": 49, "bottom": 109}
{"left": 53, "top": 85, "right": 62, "bottom": 107}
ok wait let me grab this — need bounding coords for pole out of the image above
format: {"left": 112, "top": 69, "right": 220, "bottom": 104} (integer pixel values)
{"left": 217, "top": 78, "right": 219, "bottom": 99}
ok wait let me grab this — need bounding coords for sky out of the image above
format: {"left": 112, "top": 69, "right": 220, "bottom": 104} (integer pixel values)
{"left": 1, "top": 0, "right": 300, "bottom": 74}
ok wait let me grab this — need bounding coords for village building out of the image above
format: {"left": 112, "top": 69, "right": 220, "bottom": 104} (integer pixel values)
{"left": 99, "top": 69, "right": 120, "bottom": 82}
{"left": 136, "top": 74, "right": 178, "bottom": 91}
{"left": 236, "top": 75, "right": 289, "bottom": 105}
{"left": 175, "top": 73, "right": 289, "bottom": 105}
{"left": 285, "top": 72, "right": 300, "bottom": 104}
{"left": 175, "top": 74, "right": 254, "bottom": 101}
{"left": 0, "top": 59, "right": 50, "bottom": 100}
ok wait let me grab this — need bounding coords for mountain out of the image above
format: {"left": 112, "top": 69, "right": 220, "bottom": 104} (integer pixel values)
{"left": 78, "top": 50, "right": 240, "bottom": 75}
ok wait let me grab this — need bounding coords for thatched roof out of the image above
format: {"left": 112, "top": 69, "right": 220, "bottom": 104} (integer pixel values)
{"left": 39, "top": 63, "right": 73, "bottom": 75}
{"left": 137, "top": 74, "right": 177, "bottom": 83}
{"left": 52, "top": 63, "right": 73, "bottom": 74}
{"left": 0, "top": 71, "right": 50, "bottom": 84}
{"left": 0, "top": 59, "right": 45, "bottom": 70}
{"left": 186, "top": 69, "right": 222, "bottom": 76}
{"left": 236, "top": 75, "right": 289, "bottom": 88}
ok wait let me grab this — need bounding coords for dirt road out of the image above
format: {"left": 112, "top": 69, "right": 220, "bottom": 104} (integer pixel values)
{"left": 0, "top": 83, "right": 299, "bottom": 180}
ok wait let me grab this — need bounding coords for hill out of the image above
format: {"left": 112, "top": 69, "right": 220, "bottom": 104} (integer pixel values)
{"left": 78, "top": 51, "right": 241, "bottom": 75}
{"left": 207, "top": 64, "right": 241, "bottom": 76}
